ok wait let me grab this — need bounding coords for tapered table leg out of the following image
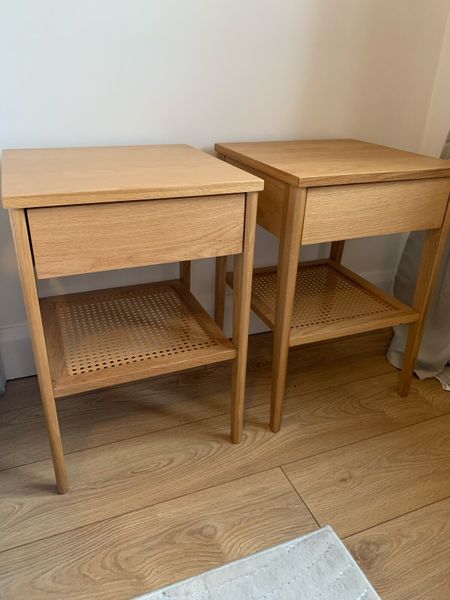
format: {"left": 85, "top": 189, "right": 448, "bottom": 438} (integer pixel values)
{"left": 270, "top": 187, "right": 307, "bottom": 432}
{"left": 231, "top": 192, "right": 258, "bottom": 443}
{"left": 9, "top": 209, "right": 68, "bottom": 493}
{"left": 398, "top": 201, "right": 450, "bottom": 396}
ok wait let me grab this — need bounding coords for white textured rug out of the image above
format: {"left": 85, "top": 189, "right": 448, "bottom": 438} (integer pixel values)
{"left": 135, "top": 526, "right": 381, "bottom": 600}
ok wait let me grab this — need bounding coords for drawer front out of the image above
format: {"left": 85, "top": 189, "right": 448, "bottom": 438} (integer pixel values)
{"left": 302, "top": 178, "right": 450, "bottom": 244}
{"left": 28, "top": 194, "right": 245, "bottom": 279}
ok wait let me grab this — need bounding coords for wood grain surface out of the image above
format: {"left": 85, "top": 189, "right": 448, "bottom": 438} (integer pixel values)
{"left": 28, "top": 194, "right": 245, "bottom": 278}
{"left": 1, "top": 370, "right": 448, "bottom": 552}
{"left": 0, "top": 469, "right": 316, "bottom": 600}
{"left": 218, "top": 154, "right": 287, "bottom": 237}
{"left": 346, "top": 497, "right": 450, "bottom": 600}
{"left": 0, "top": 330, "right": 394, "bottom": 471}
{"left": 303, "top": 178, "right": 449, "bottom": 243}
{"left": 284, "top": 414, "right": 450, "bottom": 537}
{"left": 215, "top": 139, "right": 450, "bottom": 187}
{"left": 1, "top": 330, "right": 449, "bottom": 600}
{"left": 2, "top": 145, "right": 263, "bottom": 208}
{"left": 8, "top": 208, "right": 68, "bottom": 493}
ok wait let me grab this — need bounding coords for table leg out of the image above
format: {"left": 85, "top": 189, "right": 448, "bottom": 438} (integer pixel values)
{"left": 330, "top": 240, "right": 345, "bottom": 263}
{"left": 179, "top": 261, "right": 191, "bottom": 290}
{"left": 215, "top": 256, "right": 227, "bottom": 328}
{"left": 271, "top": 187, "right": 307, "bottom": 432}
{"left": 231, "top": 192, "right": 258, "bottom": 443}
{"left": 215, "top": 151, "right": 233, "bottom": 329}
{"left": 398, "top": 201, "right": 450, "bottom": 396}
{"left": 9, "top": 209, "right": 68, "bottom": 493}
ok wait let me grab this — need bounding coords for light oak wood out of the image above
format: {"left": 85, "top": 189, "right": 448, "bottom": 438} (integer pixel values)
{"left": 0, "top": 469, "right": 316, "bottom": 600}
{"left": 283, "top": 414, "right": 450, "bottom": 538}
{"left": 214, "top": 256, "right": 227, "bottom": 328}
{"left": 226, "top": 267, "right": 276, "bottom": 330}
{"left": 230, "top": 192, "right": 258, "bottom": 442}
{"left": 0, "top": 330, "right": 397, "bottom": 471}
{"left": 270, "top": 187, "right": 306, "bottom": 432}
{"left": 216, "top": 138, "right": 450, "bottom": 430}
{"left": 2, "top": 145, "right": 263, "bottom": 208}
{"left": 302, "top": 179, "right": 449, "bottom": 243}
{"left": 346, "top": 497, "right": 450, "bottom": 600}
{"left": 8, "top": 209, "right": 68, "bottom": 494}
{"left": 213, "top": 151, "right": 230, "bottom": 330}
{"left": 330, "top": 261, "right": 412, "bottom": 312}
{"left": 215, "top": 139, "right": 450, "bottom": 187}
{"left": 219, "top": 154, "right": 287, "bottom": 237}
{"left": 288, "top": 308, "right": 418, "bottom": 346}
{"left": 1, "top": 369, "right": 447, "bottom": 552}
{"left": 227, "top": 260, "right": 418, "bottom": 347}
{"left": 40, "top": 280, "right": 236, "bottom": 397}
{"left": 225, "top": 263, "right": 316, "bottom": 329}
{"left": 0, "top": 325, "right": 393, "bottom": 415}
{"left": 399, "top": 198, "right": 450, "bottom": 395}
{"left": 28, "top": 194, "right": 245, "bottom": 278}
{"left": 4, "top": 145, "right": 261, "bottom": 492}
{"left": 1, "top": 335, "right": 450, "bottom": 598}
{"left": 288, "top": 260, "right": 418, "bottom": 346}
{"left": 329, "top": 240, "right": 345, "bottom": 263}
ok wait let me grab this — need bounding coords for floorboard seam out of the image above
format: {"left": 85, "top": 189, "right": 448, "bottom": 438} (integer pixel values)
{"left": 280, "top": 466, "right": 320, "bottom": 528}
{"left": 1, "top": 389, "right": 447, "bottom": 552}
{"left": 0, "top": 465, "right": 288, "bottom": 555}
{"left": 277, "top": 410, "right": 450, "bottom": 472}
{"left": 341, "top": 492, "right": 450, "bottom": 541}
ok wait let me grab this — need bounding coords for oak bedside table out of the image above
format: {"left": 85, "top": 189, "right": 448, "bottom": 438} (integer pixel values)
{"left": 214, "top": 139, "right": 450, "bottom": 432}
{"left": 1, "top": 144, "right": 263, "bottom": 493}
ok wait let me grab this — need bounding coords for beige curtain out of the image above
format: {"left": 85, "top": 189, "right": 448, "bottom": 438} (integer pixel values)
{"left": 0, "top": 362, "right": 4, "bottom": 394}
{"left": 387, "top": 132, "right": 450, "bottom": 389}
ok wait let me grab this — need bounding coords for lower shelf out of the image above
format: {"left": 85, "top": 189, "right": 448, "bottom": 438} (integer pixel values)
{"left": 227, "top": 260, "right": 419, "bottom": 346}
{"left": 41, "top": 280, "right": 236, "bottom": 397}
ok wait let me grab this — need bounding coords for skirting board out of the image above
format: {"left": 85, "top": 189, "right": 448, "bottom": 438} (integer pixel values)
{"left": 0, "top": 270, "right": 394, "bottom": 382}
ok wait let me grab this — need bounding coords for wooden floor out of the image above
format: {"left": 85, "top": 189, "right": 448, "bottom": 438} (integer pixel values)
{"left": 1, "top": 329, "right": 449, "bottom": 599}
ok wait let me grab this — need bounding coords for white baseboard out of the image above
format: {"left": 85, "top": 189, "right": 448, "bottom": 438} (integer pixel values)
{"left": 0, "top": 269, "right": 394, "bottom": 382}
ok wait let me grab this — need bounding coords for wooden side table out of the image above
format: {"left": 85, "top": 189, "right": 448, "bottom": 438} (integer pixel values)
{"left": 1, "top": 144, "right": 263, "bottom": 493}
{"left": 214, "top": 139, "right": 450, "bottom": 432}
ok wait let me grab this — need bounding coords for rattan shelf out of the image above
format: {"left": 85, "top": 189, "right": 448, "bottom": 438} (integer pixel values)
{"left": 227, "top": 260, "right": 419, "bottom": 346}
{"left": 5, "top": 144, "right": 261, "bottom": 493}
{"left": 41, "top": 280, "right": 236, "bottom": 398}
{"left": 216, "top": 139, "right": 450, "bottom": 434}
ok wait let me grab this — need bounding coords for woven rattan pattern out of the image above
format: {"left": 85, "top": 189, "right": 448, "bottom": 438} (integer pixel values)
{"left": 54, "top": 285, "right": 218, "bottom": 376}
{"left": 253, "top": 264, "right": 394, "bottom": 330}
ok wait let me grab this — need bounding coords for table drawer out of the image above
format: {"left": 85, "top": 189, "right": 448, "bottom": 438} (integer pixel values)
{"left": 28, "top": 194, "right": 245, "bottom": 278}
{"left": 302, "top": 178, "right": 450, "bottom": 244}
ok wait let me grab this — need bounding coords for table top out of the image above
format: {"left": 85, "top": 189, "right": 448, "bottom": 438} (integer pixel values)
{"left": 1, "top": 144, "right": 263, "bottom": 209}
{"left": 215, "top": 139, "right": 450, "bottom": 187}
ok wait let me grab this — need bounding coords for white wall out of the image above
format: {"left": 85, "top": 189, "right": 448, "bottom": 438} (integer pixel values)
{"left": 421, "top": 8, "right": 450, "bottom": 155}
{"left": 1, "top": 0, "right": 450, "bottom": 378}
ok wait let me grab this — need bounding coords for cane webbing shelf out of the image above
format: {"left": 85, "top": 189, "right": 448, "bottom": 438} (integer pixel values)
{"left": 3, "top": 144, "right": 262, "bottom": 493}
{"left": 216, "top": 139, "right": 450, "bottom": 434}
{"left": 227, "top": 260, "right": 419, "bottom": 346}
{"left": 41, "top": 280, "right": 236, "bottom": 398}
